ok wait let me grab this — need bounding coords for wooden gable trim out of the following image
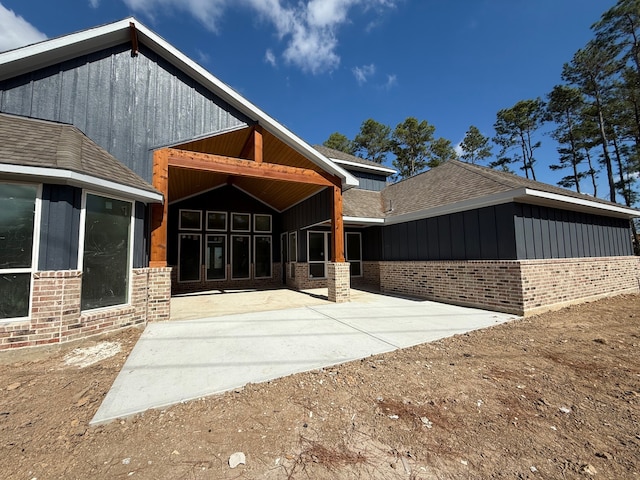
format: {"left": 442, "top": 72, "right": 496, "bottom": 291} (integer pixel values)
{"left": 167, "top": 147, "right": 336, "bottom": 187}
{"left": 238, "top": 125, "right": 263, "bottom": 163}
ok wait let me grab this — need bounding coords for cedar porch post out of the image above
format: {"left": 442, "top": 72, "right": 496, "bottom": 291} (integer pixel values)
{"left": 150, "top": 149, "right": 169, "bottom": 267}
{"left": 329, "top": 183, "right": 349, "bottom": 303}
{"left": 330, "top": 184, "right": 345, "bottom": 262}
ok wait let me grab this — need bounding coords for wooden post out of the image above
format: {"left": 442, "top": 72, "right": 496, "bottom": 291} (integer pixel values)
{"left": 330, "top": 184, "right": 345, "bottom": 262}
{"left": 254, "top": 126, "right": 263, "bottom": 164}
{"left": 150, "top": 149, "right": 169, "bottom": 267}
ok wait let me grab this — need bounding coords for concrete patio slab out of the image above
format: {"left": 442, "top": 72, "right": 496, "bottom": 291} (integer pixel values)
{"left": 91, "top": 290, "right": 515, "bottom": 425}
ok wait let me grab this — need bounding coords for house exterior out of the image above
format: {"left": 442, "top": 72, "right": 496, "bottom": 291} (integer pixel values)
{"left": 0, "top": 18, "right": 638, "bottom": 350}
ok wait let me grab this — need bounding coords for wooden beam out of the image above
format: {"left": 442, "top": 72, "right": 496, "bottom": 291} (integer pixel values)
{"left": 167, "top": 148, "right": 335, "bottom": 187}
{"left": 239, "top": 126, "right": 256, "bottom": 160}
{"left": 254, "top": 126, "right": 263, "bottom": 164}
{"left": 129, "top": 22, "right": 139, "bottom": 57}
{"left": 331, "top": 185, "right": 345, "bottom": 262}
{"left": 150, "top": 149, "right": 169, "bottom": 267}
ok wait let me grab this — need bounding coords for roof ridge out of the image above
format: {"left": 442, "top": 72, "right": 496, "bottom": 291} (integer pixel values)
{"left": 448, "top": 160, "right": 522, "bottom": 191}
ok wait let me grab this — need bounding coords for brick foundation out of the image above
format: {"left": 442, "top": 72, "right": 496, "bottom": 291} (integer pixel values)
{"left": 0, "top": 267, "right": 171, "bottom": 350}
{"left": 379, "top": 256, "right": 639, "bottom": 316}
{"left": 328, "top": 262, "right": 351, "bottom": 303}
{"left": 285, "top": 263, "right": 328, "bottom": 290}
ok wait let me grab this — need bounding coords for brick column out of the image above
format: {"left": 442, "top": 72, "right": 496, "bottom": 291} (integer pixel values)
{"left": 146, "top": 267, "right": 172, "bottom": 322}
{"left": 328, "top": 262, "right": 350, "bottom": 303}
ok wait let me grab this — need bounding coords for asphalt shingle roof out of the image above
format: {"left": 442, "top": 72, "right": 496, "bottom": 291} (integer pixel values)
{"left": 0, "top": 113, "right": 159, "bottom": 196}
{"left": 313, "top": 145, "right": 393, "bottom": 172}
{"left": 381, "top": 159, "right": 630, "bottom": 217}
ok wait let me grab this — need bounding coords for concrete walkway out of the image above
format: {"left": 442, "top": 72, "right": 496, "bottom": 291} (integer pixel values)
{"left": 91, "top": 290, "right": 515, "bottom": 425}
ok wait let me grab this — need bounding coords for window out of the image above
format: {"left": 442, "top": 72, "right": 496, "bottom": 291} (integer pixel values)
{"left": 206, "top": 211, "right": 226, "bottom": 231}
{"left": 346, "top": 232, "right": 362, "bottom": 277}
{"left": 206, "top": 235, "right": 226, "bottom": 280}
{"left": 308, "top": 231, "right": 330, "bottom": 278}
{"left": 254, "top": 214, "right": 272, "bottom": 233}
{"left": 231, "top": 213, "right": 251, "bottom": 232}
{"left": 81, "top": 193, "right": 132, "bottom": 311}
{"left": 231, "top": 235, "right": 251, "bottom": 279}
{"left": 179, "top": 209, "right": 202, "bottom": 230}
{"left": 254, "top": 236, "right": 272, "bottom": 278}
{"left": 178, "top": 234, "right": 202, "bottom": 282}
{"left": 0, "top": 183, "right": 38, "bottom": 321}
{"left": 288, "top": 232, "right": 297, "bottom": 262}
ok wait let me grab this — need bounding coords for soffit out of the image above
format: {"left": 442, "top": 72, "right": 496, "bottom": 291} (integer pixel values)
{"left": 169, "top": 127, "right": 327, "bottom": 210}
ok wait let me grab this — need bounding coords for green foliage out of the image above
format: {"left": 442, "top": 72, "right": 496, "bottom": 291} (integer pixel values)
{"left": 353, "top": 119, "right": 392, "bottom": 164}
{"left": 460, "top": 125, "right": 492, "bottom": 164}
{"left": 323, "top": 132, "right": 355, "bottom": 155}
{"left": 391, "top": 117, "right": 435, "bottom": 178}
{"left": 492, "top": 98, "right": 546, "bottom": 180}
{"left": 429, "top": 137, "right": 458, "bottom": 167}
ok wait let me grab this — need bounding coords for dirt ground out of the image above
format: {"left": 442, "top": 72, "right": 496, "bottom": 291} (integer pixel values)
{"left": 1, "top": 294, "right": 639, "bottom": 479}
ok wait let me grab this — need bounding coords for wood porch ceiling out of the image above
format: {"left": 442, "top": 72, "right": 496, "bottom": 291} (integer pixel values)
{"left": 169, "top": 126, "right": 331, "bottom": 210}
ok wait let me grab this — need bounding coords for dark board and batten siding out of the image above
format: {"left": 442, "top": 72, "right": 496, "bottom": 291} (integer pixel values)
{"left": 281, "top": 188, "right": 331, "bottom": 262}
{"left": 379, "top": 203, "right": 518, "bottom": 261}
{"left": 0, "top": 43, "right": 251, "bottom": 183}
{"left": 38, "top": 184, "right": 82, "bottom": 271}
{"left": 514, "top": 203, "right": 633, "bottom": 259}
{"left": 375, "top": 202, "right": 634, "bottom": 262}
{"left": 348, "top": 170, "right": 388, "bottom": 192}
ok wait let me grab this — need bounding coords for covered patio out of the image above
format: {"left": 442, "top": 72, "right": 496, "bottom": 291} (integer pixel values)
{"left": 147, "top": 125, "right": 353, "bottom": 302}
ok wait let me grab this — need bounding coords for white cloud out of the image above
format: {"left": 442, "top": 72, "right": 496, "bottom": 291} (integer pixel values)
{"left": 0, "top": 3, "right": 47, "bottom": 52}
{"left": 195, "top": 49, "right": 211, "bottom": 64}
{"left": 264, "top": 48, "right": 276, "bottom": 67}
{"left": 384, "top": 73, "right": 397, "bottom": 89}
{"left": 89, "top": 0, "right": 100, "bottom": 8}
{"left": 352, "top": 63, "right": 375, "bottom": 85}
{"left": 121, "top": 0, "right": 399, "bottom": 74}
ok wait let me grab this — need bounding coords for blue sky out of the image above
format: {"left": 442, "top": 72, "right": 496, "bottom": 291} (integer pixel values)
{"left": 0, "top": 0, "right": 617, "bottom": 192}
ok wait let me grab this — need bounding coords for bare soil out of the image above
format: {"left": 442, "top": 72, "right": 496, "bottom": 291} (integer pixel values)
{"left": 1, "top": 294, "right": 639, "bottom": 479}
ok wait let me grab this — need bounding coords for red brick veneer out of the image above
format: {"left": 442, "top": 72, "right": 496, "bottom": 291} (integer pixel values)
{"left": 0, "top": 267, "right": 171, "bottom": 350}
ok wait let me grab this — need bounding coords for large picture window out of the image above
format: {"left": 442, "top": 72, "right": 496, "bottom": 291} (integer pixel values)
{"left": 81, "top": 193, "right": 132, "bottom": 311}
{"left": 0, "top": 183, "right": 38, "bottom": 320}
{"left": 254, "top": 236, "right": 272, "bottom": 278}
{"left": 308, "top": 231, "right": 330, "bottom": 278}
{"left": 231, "top": 235, "right": 251, "bottom": 279}
{"left": 179, "top": 234, "right": 202, "bottom": 282}
{"left": 206, "top": 235, "right": 226, "bottom": 280}
{"left": 346, "top": 232, "right": 362, "bottom": 277}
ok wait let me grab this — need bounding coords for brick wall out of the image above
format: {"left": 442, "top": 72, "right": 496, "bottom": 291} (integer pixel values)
{"left": 378, "top": 257, "right": 639, "bottom": 316}
{"left": 285, "top": 263, "right": 328, "bottom": 290}
{"left": 0, "top": 267, "right": 172, "bottom": 350}
{"left": 352, "top": 261, "right": 381, "bottom": 289}
{"left": 379, "top": 261, "right": 524, "bottom": 314}
{"left": 519, "top": 257, "right": 640, "bottom": 315}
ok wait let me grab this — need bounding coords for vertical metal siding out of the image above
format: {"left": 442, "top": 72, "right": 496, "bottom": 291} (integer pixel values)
{"left": 0, "top": 43, "right": 251, "bottom": 183}
{"left": 513, "top": 203, "right": 634, "bottom": 259}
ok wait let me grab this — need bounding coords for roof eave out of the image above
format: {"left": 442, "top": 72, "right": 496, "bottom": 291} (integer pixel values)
{"left": 0, "top": 17, "right": 358, "bottom": 188}
{"left": 519, "top": 188, "right": 640, "bottom": 219}
{"left": 383, "top": 187, "right": 640, "bottom": 226}
{"left": 0, "top": 163, "right": 163, "bottom": 204}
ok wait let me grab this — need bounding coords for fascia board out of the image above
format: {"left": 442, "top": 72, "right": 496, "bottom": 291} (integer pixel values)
{"left": 0, "top": 163, "right": 163, "bottom": 204}
{"left": 520, "top": 188, "right": 640, "bottom": 218}
{"left": 343, "top": 216, "right": 385, "bottom": 224}
{"left": 383, "top": 189, "right": 520, "bottom": 226}
{"left": 331, "top": 158, "right": 396, "bottom": 176}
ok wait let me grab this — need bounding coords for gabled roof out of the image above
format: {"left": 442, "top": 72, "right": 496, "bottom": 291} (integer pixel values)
{"left": 313, "top": 145, "right": 396, "bottom": 176}
{"left": 0, "top": 18, "right": 358, "bottom": 189}
{"left": 0, "top": 113, "right": 162, "bottom": 203}
{"left": 382, "top": 160, "right": 640, "bottom": 222}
